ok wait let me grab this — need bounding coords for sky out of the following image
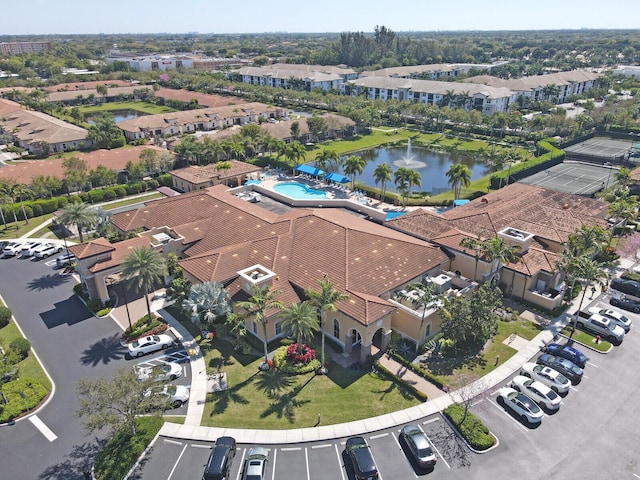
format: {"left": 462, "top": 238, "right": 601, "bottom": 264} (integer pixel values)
{"left": 4, "top": 0, "right": 640, "bottom": 35}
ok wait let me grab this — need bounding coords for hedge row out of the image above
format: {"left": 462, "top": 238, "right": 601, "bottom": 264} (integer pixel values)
{"left": 443, "top": 403, "right": 495, "bottom": 451}
{"left": 389, "top": 351, "right": 445, "bottom": 389}
{"left": 374, "top": 361, "right": 428, "bottom": 402}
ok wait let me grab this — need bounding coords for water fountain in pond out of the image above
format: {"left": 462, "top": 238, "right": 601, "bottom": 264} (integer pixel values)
{"left": 392, "top": 138, "right": 427, "bottom": 169}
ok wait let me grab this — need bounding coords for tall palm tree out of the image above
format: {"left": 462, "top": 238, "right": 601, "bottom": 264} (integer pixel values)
{"left": 315, "top": 149, "right": 340, "bottom": 174}
{"left": 0, "top": 180, "right": 31, "bottom": 228}
{"left": 373, "top": 162, "right": 392, "bottom": 201}
{"left": 397, "top": 283, "right": 439, "bottom": 354}
{"left": 567, "top": 225, "right": 608, "bottom": 257}
{"left": 305, "top": 278, "right": 349, "bottom": 373}
{"left": 482, "top": 235, "right": 520, "bottom": 282}
{"left": 58, "top": 201, "right": 98, "bottom": 243}
{"left": 343, "top": 155, "right": 366, "bottom": 190}
{"left": 483, "top": 146, "right": 506, "bottom": 188}
{"left": 235, "top": 284, "right": 284, "bottom": 366}
{"left": 393, "top": 167, "right": 411, "bottom": 207}
{"left": 181, "top": 281, "right": 231, "bottom": 327}
{"left": 285, "top": 141, "right": 306, "bottom": 171}
{"left": 121, "top": 247, "right": 166, "bottom": 322}
{"left": 405, "top": 169, "right": 422, "bottom": 198}
{"left": 567, "top": 256, "right": 609, "bottom": 340}
{"left": 460, "top": 234, "right": 485, "bottom": 281}
{"left": 280, "top": 301, "right": 319, "bottom": 353}
{"left": 445, "top": 164, "right": 471, "bottom": 200}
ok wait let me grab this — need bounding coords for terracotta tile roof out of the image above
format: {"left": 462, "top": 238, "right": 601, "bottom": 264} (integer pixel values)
{"left": 171, "top": 160, "right": 262, "bottom": 185}
{"left": 69, "top": 237, "right": 115, "bottom": 259}
{"left": 0, "top": 105, "right": 87, "bottom": 145}
{"left": 0, "top": 98, "right": 23, "bottom": 115}
{"left": 45, "top": 86, "right": 151, "bottom": 103}
{"left": 259, "top": 114, "right": 355, "bottom": 140}
{"left": 110, "top": 184, "right": 449, "bottom": 326}
{"left": 390, "top": 183, "right": 608, "bottom": 246}
{"left": 0, "top": 145, "right": 169, "bottom": 185}
{"left": 154, "top": 88, "right": 247, "bottom": 108}
{"left": 87, "top": 237, "right": 152, "bottom": 273}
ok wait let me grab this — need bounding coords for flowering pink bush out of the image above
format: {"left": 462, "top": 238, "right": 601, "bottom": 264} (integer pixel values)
{"left": 286, "top": 343, "right": 316, "bottom": 364}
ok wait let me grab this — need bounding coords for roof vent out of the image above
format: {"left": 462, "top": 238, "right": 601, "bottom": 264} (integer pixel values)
{"left": 481, "top": 198, "right": 489, "bottom": 203}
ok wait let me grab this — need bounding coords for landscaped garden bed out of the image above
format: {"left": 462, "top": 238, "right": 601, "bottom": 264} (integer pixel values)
{"left": 443, "top": 403, "right": 495, "bottom": 451}
{"left": 121, "top": 314, "right": 169, "bottom": 343}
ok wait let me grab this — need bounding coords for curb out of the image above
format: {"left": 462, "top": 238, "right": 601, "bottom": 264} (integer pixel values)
{"left": 439, "top": 411, "right": 500, "bottom": 454}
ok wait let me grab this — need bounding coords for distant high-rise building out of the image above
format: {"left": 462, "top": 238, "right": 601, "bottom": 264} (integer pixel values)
{"left": 0, "top": 41, "right": 52, "bottom": 55}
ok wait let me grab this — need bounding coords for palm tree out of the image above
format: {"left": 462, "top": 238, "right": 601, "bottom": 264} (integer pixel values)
{"left": 181, "top": 281, "right": 231, "bottom": 327}
{"left": 567, "top": 256, "right": 609, "bottom": 340}
{"left": 567, "top": 225, "right": 608, "bottom": 257}
{"left": 120, "top": 247, "right": 166, "bottom": 322}
{"left": 397, "top": 283, "right": 439, "bottom": 354}
{"left": 58, "top": 201, "right": 98, "bottom": 243}
{"left": 405, "top": 169, "right": 421, "bottom": 197}
{"left": 394, "top": 167, "right": 411, "bottom": 207}
{"left": 482, "top": 235, "right": 520, "bottom": 282}
{"left": 285, "top": 141, "right": 306, "bottom": 171}
{"left": 483, "top": 146, "right": 506, "bottom": 188}
{"left": 445, "top": 164, "right": 471, "bottom": 200}
{"left": 460, "top": 234, "right": 485, "bottom": 281}
{"left": 373, "top": 162, "right": 392, "bottom": 201}
{"left": 235, "top": 284, "right": 284, "bottom": 366}
{"left": 305, "top": 277, "right": 348, "bottom": 373}
{"left": 280, "top": 301, "right": 319, "bottom": 353}
{"left": 315, "top": 149, "right": 340, "bottom": 174}
{"left": 0, "top": 180, "right": 31, "bottom": 229}
{"left": 343, "top": 155, "right": 366, "bottom": 190}
{"left": 615, "top": 167, "right": 631, "bottom": 187}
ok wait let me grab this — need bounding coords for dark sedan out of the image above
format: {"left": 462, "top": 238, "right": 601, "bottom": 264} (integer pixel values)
{"left": 610, "top": 295, "right": 640, "bottom": 314}
{"left": 537, "top": 353, "right": 583, "bottom": 384}
{"left": 543, "top": 343, "right": 588, "bottom": 369}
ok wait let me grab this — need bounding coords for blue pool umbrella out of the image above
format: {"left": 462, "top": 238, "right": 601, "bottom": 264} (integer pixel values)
{"left": 295, "top": 164, "right": 325, "bottom": 177}
{"left": 325, "top": 172, "right": 350, "bottom": 184}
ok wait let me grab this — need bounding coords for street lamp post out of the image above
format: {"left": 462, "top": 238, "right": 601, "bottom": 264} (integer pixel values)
{"left": 120, "top": 280, "right": 133, "bottom": 332}
{"left": 605, "top": 162, "right": 613, "bottom": 189}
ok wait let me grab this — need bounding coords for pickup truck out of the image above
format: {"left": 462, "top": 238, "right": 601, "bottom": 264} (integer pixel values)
{"left": 576, "top": 312, "right": 625, "bottom": 345}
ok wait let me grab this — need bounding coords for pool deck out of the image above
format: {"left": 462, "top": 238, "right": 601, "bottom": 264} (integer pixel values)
{"left": 244, "top": 173, "right": 431, "bottom": 219}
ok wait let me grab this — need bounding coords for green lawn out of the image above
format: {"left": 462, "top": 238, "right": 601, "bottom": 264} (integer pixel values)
{"left": 0, "top": 215, "right": 53, "bottom": 241}
{"left": 558, "top": 328, "right": 611, "bottom": 352}
{"left": 101, "top": 192, "right": 164, "bottom": 211}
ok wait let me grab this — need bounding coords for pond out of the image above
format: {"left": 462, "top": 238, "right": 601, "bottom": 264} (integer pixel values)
{"left": 333, "top": 140, "right": 488, "bottom": 194}
{"left": 85, "top": 109, "right": 147, "bottom": 125}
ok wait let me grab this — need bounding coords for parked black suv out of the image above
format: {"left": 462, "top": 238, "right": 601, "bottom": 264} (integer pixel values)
{"left": 203, "top": 436, "right": 236, "bottom": 480}
{"left": 609, "top": 278, "right": 640, "bottom": 300}
{"left": 346, "top": 437, "right": 379, "bottom": 480}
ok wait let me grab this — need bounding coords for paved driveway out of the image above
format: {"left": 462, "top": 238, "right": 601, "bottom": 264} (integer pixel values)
{"left": 0, "top": 255, "right": 129, "bottom": 480}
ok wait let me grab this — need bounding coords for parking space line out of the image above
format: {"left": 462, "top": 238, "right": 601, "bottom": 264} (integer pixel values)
{"left": 191, "top": 443, "right": 210, "bottom": 449}
{"left": 281, "top": 447, "right": 301, "bottom": 451}
{"left": 235, "top": 449, "right": 247, "bottom": 480}
{"left": 370, "top": 432, "right": 388, "bottom": 439}
{"left": 305, "top": 447, "right": 310, "bottom": 480}
{"left": 163, "top": 438, "right": 182, "bottom": 446}
{"left": 422, "top": 417, "right": 439, "bottom": 425}
{"left": 632, "top": 473, "right": 640, "bottom": 479}
{"left": 271, "top": 448, "right": 277, "bottom": 480}
{"left": 311, "top": 443, "right": 332, "bottom": 449}
{"left": 570, "top": 385, "right": 579, "bottom": 392}
{"left": 29, "top": 415, "right": 57, "bottom": 442}
{"left": 166, "top": 443, "right": 187, "bottom": 480}
{"left": 587, "top": 362, "right": 599, "bottom": 368}
{"left": 425, "top": 431, "right": 450, "bottom": 469}
{"left": 334, "top": 444, "right": 346, "bottom": 480}
{"left": 487, "top": 398, "right": 530, "bottom": 432}
{"left": 392, "top": 432, "right": 418, "bottom": 478}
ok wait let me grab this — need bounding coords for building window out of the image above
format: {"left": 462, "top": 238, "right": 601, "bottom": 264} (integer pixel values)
{"left": 425, "top": 323, "right": 431, "bottom": 338}
{"left": 275, "top": 321, "right": 282, "bottom": 336}
{"left": 333, "top": 318, "right": 340, "bottom": 339}
{"left": 252, "top": 321, "right": 258, "bottom": 335}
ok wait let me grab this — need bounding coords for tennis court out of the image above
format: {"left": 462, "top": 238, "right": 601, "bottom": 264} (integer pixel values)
{"left": 564, "top": 137, "right": 632, "bottom": 161}
{"left": 520, "top": 162, "right": 617, "bottom": 195}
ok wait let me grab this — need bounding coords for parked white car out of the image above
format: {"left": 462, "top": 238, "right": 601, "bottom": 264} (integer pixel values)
{"left": 145, "top": 384, "right": 190, "bottom": 408}
{"left": 2, "top": 241, "right": 24, "bottom": 257}
{"left": 497, "top": 387, "right": 543, "bottom": 425}
{"left": 127, "top": 334, "right": 174, "bottom": 357}
{"left": 33, "top": 243, "right": 63, "bottom": 259}
{"left": 19, "top": 241, "right": 46, "bottom": 258}
{"left": 588, "top": 307, "right": 632, "bottom": 332}
{"left": 519, "top": 362, "right": 571, "bottom": 394}
{"left": 136, "top": 362, "right": 183, "bottom": 382}
{"left": 510, "top": 375, "right": 561, "bottom": 410}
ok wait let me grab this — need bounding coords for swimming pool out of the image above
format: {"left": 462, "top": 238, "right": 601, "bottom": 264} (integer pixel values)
{"left": 273, "top": 182, "right": 328, "bottom": 200}
{"left": 385, "top": 211, "right": 408, "bottom": 221}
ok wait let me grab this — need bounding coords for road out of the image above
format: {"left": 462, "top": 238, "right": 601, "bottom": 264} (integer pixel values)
{"left": 0, "top": 255, "right": 189, "bottom": 479}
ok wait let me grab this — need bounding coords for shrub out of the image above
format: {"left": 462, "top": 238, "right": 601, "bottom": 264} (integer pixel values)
{"left": 89, "top": 189, "right": 105, "bottom": 203}
{"left": 17, "top": 205, "right": 33, "bottom": 221}
{"left": 146, "top": 179, "right": 159, "bottom": 190}
{"left": 31, "top": 203, "right": 43, "bottom": 217}
{"left": 374, "top": 361, "right": 427, "bottom": 402}
{"left": 110, "top": 136, "right": 126, "bottom": 149}
{"left": 0, "top": 377, "right": 48, "bottom": 423}
{"left": 390, "top": 352, "right": 445, "bottom": 389}
{"left": 87, "top": 298, "right": 105, "bottom": 314}
{"left": 286, "top": 343, "right": 316, "bottom": 364}
{"left": 114, "top": 186, "right": 127, "bottom": 198}
{"left": 125, "top": 183, "right": 142, "bottom": 195}
{"left": 272, "top": 345, "right": 321, "bottom": 374}
{"left": 102, "top": 189, "right": 116, "bottom": 201}
{"left": 57, "top": 196, "right": 69, "bottom": 208}
{"left": 0, "top": 306, "right": 11, "bottom": 328}
{"left": 40, "top": 198, "right": 60, "bottom": 214}
{"left": 79, "top": 192, "right": 90, "bottom": 203}
{"left": 621, "top": 271, "right": 640, "bottom": 282}
{"left": 9, "top": 338, "right": 31, "bottom": 361}
{"left": 157, "top": 173, "right": 173, "bottom": 187}
{"left": 122, "top": 314, "right": 168, "bottom": 342}
{"left": 443, "top": 403, "right": 495, "bottom": 451}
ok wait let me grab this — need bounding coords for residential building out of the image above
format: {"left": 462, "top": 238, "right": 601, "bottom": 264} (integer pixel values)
{"left": 235, "top": 64, "right": 357, "bottom": 91}
{"left": 0, "top": 98, "right": 88, "bottom": 155}
{"left": 70, "top": 185, "right": 456, "bottom": 362}
{"left": 613, "top": 65, "right": 640, "bottom": 79}
{"left": 117, "top": 102, "right": 286, "bottom": 141}
{"left": 0, "top": 41, "right": 51, "bottom": 55}
{"left": 44, "top": 86, "right": 152, "bottom": 106}
{"left": 106, "top": 55, "right": 194, "bottom": 72}
{"left": 388, "top": 183, "right": 609, "bottom": 311}
{"left": 342, "top": 76, "right": 515, "bottom": 115}
{"left": 154, "top": 88, "right": 247, "bottom": 108}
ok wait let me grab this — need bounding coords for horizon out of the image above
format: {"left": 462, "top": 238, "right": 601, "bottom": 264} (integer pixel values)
{"left": 4, "top": 0, "right": 640, "bottom": 36}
